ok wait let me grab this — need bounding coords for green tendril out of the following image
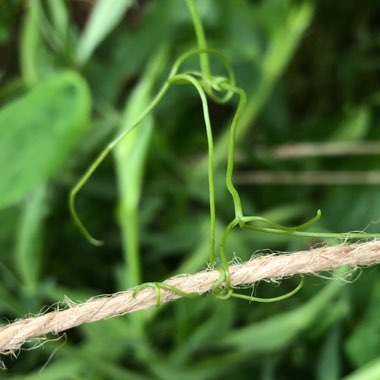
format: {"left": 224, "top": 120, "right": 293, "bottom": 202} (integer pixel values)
{"left": 185, "top": 0, "right": 211, "bottom": 81}
{"left": 132, "top": 282, "right": 198, "bottom": 307}
{"left": 172, "top": 75, "right": 216, "bottom": 265}
{"left": 222, "top": 84, "right": 247, "bottom": 219}
{"left": 171, "top": 47, "right": 236, "bottom": 102}
{"left": 212, "top": 265, "right": 233, "bottom": 300}
{"left": 240, "top": 209, "right": 322, "bottom": 232}
{"left": 242, "top": 225, "right": 380, "bottom": 240}
{"left": 231, "top": 276, "right": 304, "bottom": 303}
{"left": 70, "top": 48, "right": 234, "bottom": 247}
{"left": 69, "top": 81, "right": 170, "bottom": 245}
{"left": 70, "top": 0, "right": 380, "bottom": 309}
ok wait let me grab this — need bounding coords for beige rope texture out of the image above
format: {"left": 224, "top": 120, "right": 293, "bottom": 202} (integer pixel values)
{"left": 1, "top": 241, "right": 380, "bottom": 364}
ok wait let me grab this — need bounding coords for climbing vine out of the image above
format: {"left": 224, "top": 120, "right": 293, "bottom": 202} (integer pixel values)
{"left": 70, "top": 0, "right": 379, "bottom": 304}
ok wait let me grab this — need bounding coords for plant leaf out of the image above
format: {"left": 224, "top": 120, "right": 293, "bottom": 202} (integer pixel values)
{"left": 77, "top": 0, "right": 134, "bottom": 65}
{"left": 0, "top": 71, "right": 91, "bottom": 209}
{"left": 331, "top": 107, "right": 370, "bottom": 142}
{"left": 219, "top": 277, "right": 343, "bottom": 356}
{"left": 345, "top": 280, "right": 380, "bottom": 367}
{"left": 15, "top": 184, "right": 48, "bottom": 291}
{"left": 342, "top": 357, "right": 380, "bottom": 380}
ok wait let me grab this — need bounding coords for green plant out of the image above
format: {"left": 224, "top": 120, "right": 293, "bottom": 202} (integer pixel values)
{"left": 1, "top": 0, "right": 380, "bottom": 378}
{"left": 70, "top": 0, "right": 379, "bottom": 305}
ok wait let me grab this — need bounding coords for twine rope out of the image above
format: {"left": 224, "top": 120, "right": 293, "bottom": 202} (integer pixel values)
{"left": 1, "top": 241, "right": 380, "bottom": 362}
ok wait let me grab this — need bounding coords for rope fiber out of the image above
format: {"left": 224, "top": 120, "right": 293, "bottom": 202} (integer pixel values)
{"left": 1, "top": 241, "right": 380, "bottom": 367}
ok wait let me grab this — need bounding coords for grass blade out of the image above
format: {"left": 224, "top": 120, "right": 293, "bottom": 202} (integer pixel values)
{"left": 77, "top": 0, "right": 134, "bottom": 65}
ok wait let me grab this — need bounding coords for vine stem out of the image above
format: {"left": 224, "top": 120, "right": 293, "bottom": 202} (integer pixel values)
{"left": 69, "top": 48, "right": 227, "bottom": 247}
{"left": 170, "top": 73, "right": 216, "bottom": 266}
{"left": 68, "top": 0, "right": 380, "bottom": 307}
{"left": 69, "top": 82, "right": 170, "bottom": 245}
{"left": 185, "top": 0, "right": 211, "bottom": 89}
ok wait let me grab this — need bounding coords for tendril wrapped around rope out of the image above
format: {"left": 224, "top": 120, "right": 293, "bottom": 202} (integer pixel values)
{"left": 69, "top": 0, "right": 380, "bottom": 305}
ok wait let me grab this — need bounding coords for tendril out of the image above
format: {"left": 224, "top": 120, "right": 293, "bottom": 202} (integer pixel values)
{"left": 70, "top": 48, "right": 234, "bottom": 247}
{"left": 70, "top": 0, "right": 380, "bottom": 309}
{"left": 231, "top": 276, "right": 304, "bottom": 303}
{"left": 132, "top": 282, "right": 197, "bottom": 307}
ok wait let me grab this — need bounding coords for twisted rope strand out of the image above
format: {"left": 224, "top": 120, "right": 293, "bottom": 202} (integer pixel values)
{"left": 1, "top": 241, "right": 380, "bottom": 361}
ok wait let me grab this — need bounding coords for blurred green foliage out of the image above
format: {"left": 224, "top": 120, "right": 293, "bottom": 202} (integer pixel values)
{"left": 0, "top": 0, "right": 380, "bottom": 379}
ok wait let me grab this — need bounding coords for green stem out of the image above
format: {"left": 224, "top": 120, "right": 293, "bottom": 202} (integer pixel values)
{"left": 214, "top": 218, "right": 239, "bottom": 293}
{"left": 69, "top": 146, "right": 112, "bottom": 245}
{"left": 120, "top": 206, "right": 141, "bottom": 287}
{"left": 242, "top": 224, "right": 380, "bottom": 239}
{"left": 20, "top": 1, "right": 40, "bottom": 85}
{"left": 185, "top": 0, "right": 211, "bottom": 89}
{"left": 69, "top": 82, "right": 170, "bottom": 244}
{"left": 133, "top": 282, "right": 198, "bottom": 307}
{"left": 240, "top": 210, "right": 321, "bottom": 232}
{"left": 170, "top": 73, "right": 216, "bottom": 266}
{"left": 221, "top": 83, "right": 247, "bottom": 219}
{"left": 219, "top": 219, "right": 238, "bottom": 269}
{"left": 231, "top": 276, "right": 304, "bottom": 303}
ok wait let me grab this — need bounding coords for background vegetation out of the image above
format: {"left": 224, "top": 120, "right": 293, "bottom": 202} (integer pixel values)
{"left": 1, "top": 0, "right": 380, "bottom": 378}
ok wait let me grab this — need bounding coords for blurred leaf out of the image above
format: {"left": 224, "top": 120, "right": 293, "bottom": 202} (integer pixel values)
{"left": 220, "top": 277, "right": 344, "bottom": 356}
{"left": 77, "top": 0, "right": 134, "bottom": 65}
{"left": 0, "top": 263, "right": 23, "bottom": 314}
{"left": 176, "top": 218, "right": 213, "bottom": 274}
{"left": 85, "top": 0, "right": 175, "bottom": 105}
{"left": 317, "top": 325, "right": 341, "bottom": 380}
{"left": 322, "top": 187, "right": 380, "bottom": 233}
{"left": 44, "top": 0, "right": 76, "bottom": 62}
{"left": 170, "top": 299, "right": 234, "bottom": 366}
{"left": 0, "top": 71, "right": 91, "bottom": 209}
{"left": 114, "top": 47, "right": 167, "bottom": 289}
{"left": 20, "top": 1, "right": 41, "bottom": 85}
{"left": 342, "top": 357, "right": 380, "bottom": 380}
{"left": 15, "top": 185, "right": 48, "bottom": 291}
{"left": 346, "top": 280, "right": 380, "bottom": 367}
{"left": 6, "top": 359, "right": 82, "bottom": 380}
{"left": 47, "top": 0, "right": 69, "bottom": 42}
{"left": 20, "top": 0, "right": 72, "bottom": 83}
{"left": 331, "top": 107, "right": 370, "bottom": 141}
{"left": 0, "top": 1, "right": 21, "bottom": 45}
{"left": 63, "top": 346, "right": 152, "bottom": 380}
{"left": 0, "top": 207, "right": 19, "bottom": 252}
{"left": 0, "top": 77, "right": 25, "bottom": 105}
{"left": 80, "top": 317, "right": 138, "bottom": 359}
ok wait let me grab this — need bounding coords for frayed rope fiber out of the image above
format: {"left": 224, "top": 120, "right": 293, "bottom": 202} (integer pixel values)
{"left": 1, "top": 241, "right": 380, "bottom": 361}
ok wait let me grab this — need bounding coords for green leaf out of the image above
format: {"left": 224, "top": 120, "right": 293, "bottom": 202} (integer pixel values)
{"left": 342, "top": 357, "right": 380, "bottom": 380}
{"left": 219, "top": 277, "right": 344, "bottom": 356}
{"left": 0, "top": 263, "right": 23, "bottom": 314}
{"left": 345, "top": 280, "right": 380, "bottom": 367}
{"left": 77, "top": 0, "right": 135, "bottom": 65}
{"left": 0, "top": 71, "right": 91, "bottom": 209}
{"left": 317, "top": 325, "right": 341, "bottom": 380}
{"left": 63, "top": 347, "right": 152, "bottom": 380}
{"left": 6, "top": 359, "right": 82, "bottom": 380}
{"left": 47, "top": 0, "right": 69, "bottom": 41}
{"left": 20, "top": 2, "right": 42, "bottom": 85}
{"left": 15, "top": 184, "right": 48, "bottom": 291}
{"left": 331, "top": 107, "right": 370, "bottom": 142}
{"left": 170, "top": 299, "right": 234, "bottom": 366}
{"left": 114, "top": 47, "right": 168, "bottom": 289}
